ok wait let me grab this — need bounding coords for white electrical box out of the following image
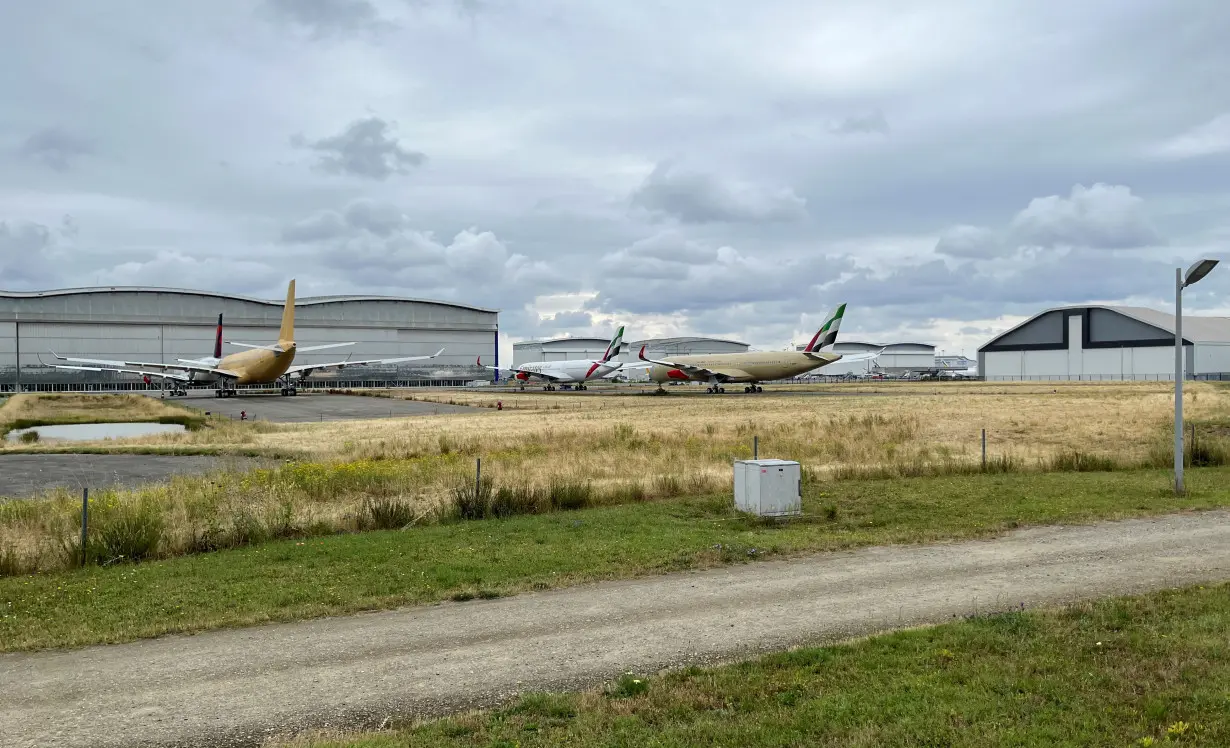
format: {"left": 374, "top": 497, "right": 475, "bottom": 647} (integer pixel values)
{"left": 733, "top": 459, "right": 802, "bottom": 517}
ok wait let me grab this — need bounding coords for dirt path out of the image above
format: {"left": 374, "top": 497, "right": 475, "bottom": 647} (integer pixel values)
{"left": 4, "top": 510, "right": 1229, "bottom": 748}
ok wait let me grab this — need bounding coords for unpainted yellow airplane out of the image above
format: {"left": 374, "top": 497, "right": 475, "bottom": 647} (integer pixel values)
{"left": 637, "top": 303, "right": 882, "bottom": 393}
{"left": 46, "top": 279, "right": 444, "bottom": 397}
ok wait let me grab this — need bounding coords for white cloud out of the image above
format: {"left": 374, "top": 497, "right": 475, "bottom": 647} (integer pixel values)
{"left": 629, "top": 161, "right": 807, "bottom": 224}
{"left": 1149, "top": 112, "right": 1230, "bottom": 160}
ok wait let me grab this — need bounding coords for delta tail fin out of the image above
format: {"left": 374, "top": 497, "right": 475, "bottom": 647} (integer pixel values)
{"left": 278, "top": 279, "right": 295, "bottom": 348}
{"left": 803, "top": 303, "right": 846, "bottom": 353}
{"left": 213, "top": 314, "right": 223, "bottom": 359}
{"left": 601, "top": 325, "right": 626, "bottom": 362}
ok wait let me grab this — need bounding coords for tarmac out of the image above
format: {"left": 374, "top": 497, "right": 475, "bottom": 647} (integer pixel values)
{"left": 0, "top": 454, "right": 267, "bottom": 500}
{"left": 157, "top": 391, "right": 476, "bottom": 423}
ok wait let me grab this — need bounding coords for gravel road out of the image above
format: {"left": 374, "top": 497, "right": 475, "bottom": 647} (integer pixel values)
{"left": 3, "top": 510, "right": 1228, "bottom": 748}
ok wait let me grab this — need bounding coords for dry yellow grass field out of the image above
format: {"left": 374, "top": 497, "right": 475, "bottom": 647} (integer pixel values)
{"left": 2, "top": 381, "right": 1228, "bottom": 574}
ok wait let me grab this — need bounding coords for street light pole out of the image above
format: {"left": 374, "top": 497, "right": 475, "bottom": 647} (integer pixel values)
{"left": 1175, "top": 267, "right": 1184, "bottom": 495}
{"left": 1174, "top": 258, "right": 1221, "bottom": 496}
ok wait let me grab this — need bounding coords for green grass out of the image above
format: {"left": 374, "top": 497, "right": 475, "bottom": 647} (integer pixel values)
{"left": 2, "top": 467, "right": 1227, "bottom": 652}
{"left": 287, "top": 582, "right": 1230, "bottom": 748}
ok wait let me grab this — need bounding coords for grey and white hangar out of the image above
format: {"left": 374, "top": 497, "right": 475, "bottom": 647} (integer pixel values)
{"left": 1, "top": 286, "right": 497, "bottom": 391}
{"left": 513, "top": 335, "right": 749, "bottom": 368}
{"left": 978, "top": 305, "right": 1230, "bottom": 381}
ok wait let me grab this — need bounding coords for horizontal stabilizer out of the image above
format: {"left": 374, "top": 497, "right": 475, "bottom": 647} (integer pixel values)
{"left": 227, "top": 342, "right": 285, "bottom": 353}
{"left": 295, "top": 342, "right": 357, "bottom": 353}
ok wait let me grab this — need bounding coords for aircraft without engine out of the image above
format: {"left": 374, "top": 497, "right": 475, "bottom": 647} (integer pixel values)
{"left": 43, "top": 279, "right": 444, "bottom": 397}
{"left": 479, "top": 325, "right": 642, "bottom": 390}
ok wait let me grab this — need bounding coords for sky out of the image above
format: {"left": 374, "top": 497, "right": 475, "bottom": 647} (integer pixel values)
{"left": 2, "top": 0, "right": 1229, "bottom": 363}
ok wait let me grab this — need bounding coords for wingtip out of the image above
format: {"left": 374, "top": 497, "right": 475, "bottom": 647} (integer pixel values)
{"left": 637, "top": 344, "right": 647, "bottom": 360}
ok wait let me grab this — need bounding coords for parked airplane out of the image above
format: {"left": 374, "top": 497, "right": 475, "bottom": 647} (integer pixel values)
{"left": 478, "top": 325, "right": 637, "bottom": 390}
{"left": 637, "top": 303, "right": 882, "bottom": 393}
{"left": 43, "top": 280, "right": 444, "bottom": 397}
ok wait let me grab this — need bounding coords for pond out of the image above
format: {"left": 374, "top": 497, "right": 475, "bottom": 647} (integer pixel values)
{"left": 6, "top": 422, "right": 187, "bottom": 443}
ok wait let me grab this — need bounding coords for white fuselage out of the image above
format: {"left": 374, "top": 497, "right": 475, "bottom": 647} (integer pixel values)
{"left": 511, "top": 359, "right": 621, "bottom": 383}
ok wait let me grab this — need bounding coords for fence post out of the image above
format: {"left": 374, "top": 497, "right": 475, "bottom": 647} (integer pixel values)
{"left": 981, "top": 429, "right": 987, "bottom": 470}
{"left": 753, "top": 435, "right": 759, "bottom": 460}
{"left": 80, "top": 487, "right": 89, "bottom": 567}
{"left": 475, "top": 457, "right": 482, "bottom": 498}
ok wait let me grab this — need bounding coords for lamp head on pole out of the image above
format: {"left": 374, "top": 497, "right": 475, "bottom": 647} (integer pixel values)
{"left": 1183, "top": 258, "right": 1219, "bottom": 288}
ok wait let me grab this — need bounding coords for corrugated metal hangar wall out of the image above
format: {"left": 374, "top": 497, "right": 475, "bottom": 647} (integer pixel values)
{"left": 0, "top": 287, "right": 497, "bottom": 391}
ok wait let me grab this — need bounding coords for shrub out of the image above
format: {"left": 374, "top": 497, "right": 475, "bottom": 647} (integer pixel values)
{"left": 19, "top": 430, "right": 39, "bottom": 443}
{"left": 547, "top": 478, "right": 593, "bottom": 512}
{"left": 452, "top": 475, "right": 495, "bottom": 520}
{"left": 489, "top": 486, "right": 541, "bottom": 518}
{"left": 83, "top": 500, "right": 165, "bottom": 564}
{"left": 1047, "top": 451, "right": 1117, "bottom": 472}
{"left": 360, "top": 496, "right": 418, "bottom": 530}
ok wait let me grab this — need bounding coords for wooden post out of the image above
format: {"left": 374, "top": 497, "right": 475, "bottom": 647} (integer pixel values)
{"left": 753, "top": 435, "right": 759, "bottom": 460}
{"left": 981, "top": 429, "right": 987, "bottom": 470}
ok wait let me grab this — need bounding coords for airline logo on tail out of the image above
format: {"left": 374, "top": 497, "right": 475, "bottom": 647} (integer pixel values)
{"left": 585, "top": 325, "right": 626, "bottom": 379}
{"left": 602, "top": 325, "right": 625, "bottom": 362}
{"left": 213, "top": 314, "right": 223, "bottom": 359}
{"left": 803, "top": 303, "right": 846, "bottom": 353}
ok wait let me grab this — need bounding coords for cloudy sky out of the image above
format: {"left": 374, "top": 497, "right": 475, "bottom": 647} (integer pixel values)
{"left": 3, "top": 0, "right": 1229, "bottom": 361}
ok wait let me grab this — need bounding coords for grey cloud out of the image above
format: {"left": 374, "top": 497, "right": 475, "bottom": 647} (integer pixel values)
{"left": 591, "top": 235, "right": 853, "bottom": 316}
{"left": 1008, "top": 183, "right": 1162, "bottom": 249}
{"left": 1149, "top": 112, "right": 1230, "bottom": 160}
{"left": 293, "top": 117, "right": 426, "bottom": 180}
{"left": 343, "top": 198, "right": 407, "bottom": 236}
{"left": 540, "top": 310, "right": 593, "bottom": 329}
{"left": 828, "top": 110, "right": 889, "bottom": 136}
{"left": 935, "top": 225, "right": 1003, "bottom": 259}
{"left": 282, "top": 199, "right": 408, "bottom": 242}
{"left": 19, "top": 128, "right": 93, "bottom": 171}
{"left": 262, "top": 0, "right": 390, "bottom": 38}
{"left": 629, "top": 161, "right": 806, "bottom": 224}
{"left": 0, "top": 218, "right": 74, "bottom": 286}
{"left": 282, "top": 210, "right": 347, "bottom": 243}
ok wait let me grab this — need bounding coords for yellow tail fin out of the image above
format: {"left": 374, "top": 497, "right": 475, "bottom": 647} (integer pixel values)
{"left": 278, "top": 279, "right": 295, "bottom": 346}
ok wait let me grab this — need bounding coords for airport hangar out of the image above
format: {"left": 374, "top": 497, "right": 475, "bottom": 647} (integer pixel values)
{"left": 513, "top": 335, "right": 751, "bottom": 367}
{"left": 512, "top": 335, "right": 750, "bottom": 380}
{"left": 793, "top": 342, "right": 937, "bottom": 376}
{"left": 978, "top": 305, "right": 1230, "bottom": 381}
{"left": 0, "top": 286, "right": 497, "bottom": 392}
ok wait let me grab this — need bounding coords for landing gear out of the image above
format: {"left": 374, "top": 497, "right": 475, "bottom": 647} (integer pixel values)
{"left": 214, "top": 387, "right": 238, "bottom": 398}
{"left": 576, "top": 384, "right": 588, "bottom": 391}
{"left": 542, "top": 384, "right": 557, "bottom": 391}
{"left": 706, "top": 386, "right": 726, "bottom": 394}
{"left": 279, "top": 387, "right": 298, "bottom": 396}
{"left": 743, "top": 385, "right": 763, "bottom": 393}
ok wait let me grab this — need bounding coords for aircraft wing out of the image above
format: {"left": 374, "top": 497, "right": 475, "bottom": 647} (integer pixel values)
{"left": 44, "top": 352, "right": 240, "bottom": 379}
{"left": 284, "top": 348, "right": 445, "bottom": 376}
{"left": 834, "top": 347, "right": 887, "bottom": 363}
{"left": 43, "top": 362, "right": 195, "bottom": 383}
{"left": 635, "top": 346, "right": 749, "bottom": 382}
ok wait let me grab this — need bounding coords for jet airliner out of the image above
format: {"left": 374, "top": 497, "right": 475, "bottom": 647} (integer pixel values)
{"left": 638, "top": 303, "right": 882, "bottom": 393}
{"left": 44, "top": 280, "right": 444, "bottom": 397}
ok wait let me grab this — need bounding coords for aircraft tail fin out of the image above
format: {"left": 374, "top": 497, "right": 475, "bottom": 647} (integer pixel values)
{"left": 803, "top": 303, "right": 846, "bottom": 353}
{"left": 213, "top": 314, "right": 223, "bottom": 359}
{"left": 602, "top": 325, "right": 625, "bottom": 362}
{"left": 278, "top": 279, "right": 295, "bottom": 347}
